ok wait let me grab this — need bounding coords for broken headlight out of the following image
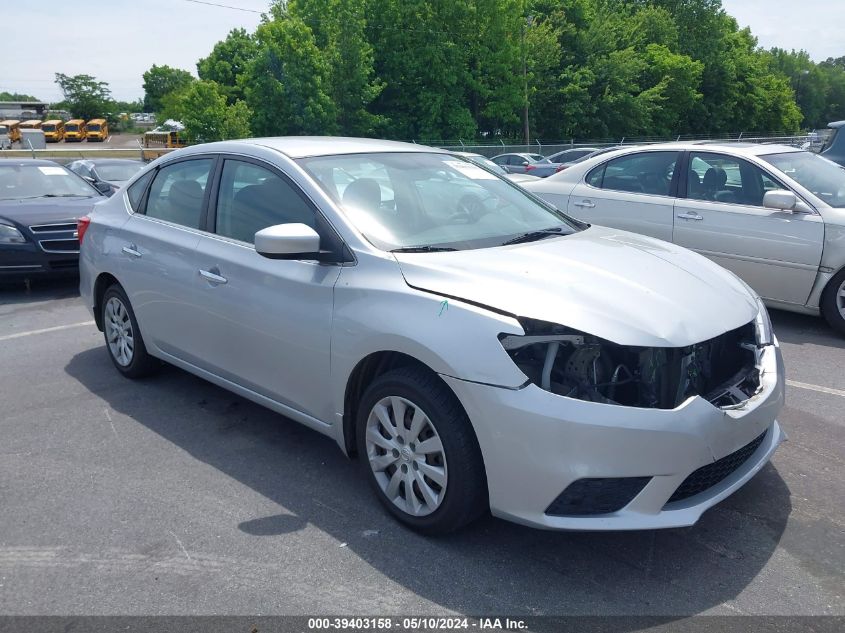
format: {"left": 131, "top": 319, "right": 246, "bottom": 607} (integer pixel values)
{"left": 754, "top": 296, "right": 774, "bottom": 347}
{"left": 500, "top": 317, "right": 760, "bottom": 409}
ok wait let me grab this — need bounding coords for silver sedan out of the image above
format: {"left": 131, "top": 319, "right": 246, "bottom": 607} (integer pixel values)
{"left": 79, "top": 137, "right": 784, "bottom": 534}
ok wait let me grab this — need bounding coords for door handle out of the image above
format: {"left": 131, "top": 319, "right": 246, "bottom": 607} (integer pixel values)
{"left": 676, "top": 212, "right": 703, "bottom": 221}
{"left": 573, "top": 199, "right": 595, "bottom": 208}
{"left": 199, "top": 268, "right": 228, "bottom": 285}
{"left": 122, "top": 245, "right": 142, "bottom": 258}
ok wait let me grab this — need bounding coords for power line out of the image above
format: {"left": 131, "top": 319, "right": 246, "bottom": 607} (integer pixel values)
{"left": 181, "top": 0, "right": 264, "bottom": 13}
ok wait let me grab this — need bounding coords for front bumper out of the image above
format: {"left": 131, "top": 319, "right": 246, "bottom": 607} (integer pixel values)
{"left": 442, "top": 340, "right": 785, "bottom": 530}
{"left": 0, "top": 243, "right": 79, "bottom": 277}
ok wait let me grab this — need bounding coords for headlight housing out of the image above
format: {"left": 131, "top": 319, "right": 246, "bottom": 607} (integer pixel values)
{"left": 0, "top": 223, "right": 26, "bottom": 244}
{"left": 754, "top": 296, "right": 774, "bottom": 347}
{"left": 500, "top": 317, "right": 762, "bottom": 409}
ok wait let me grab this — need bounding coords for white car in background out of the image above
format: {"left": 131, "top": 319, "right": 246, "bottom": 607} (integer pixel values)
{"left": 524, "top": 143, "right": 845, "bottom": 334}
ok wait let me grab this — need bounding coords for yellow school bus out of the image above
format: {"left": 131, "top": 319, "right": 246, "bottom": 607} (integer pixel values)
{"left": 41, "top": 120, "right": 65, "bottom": 142}
{"left": 86, "top": 118, "right": 109, "bottom": 142}
{"left": 0, "top": 120, "right": 21, "bottom": 143}
{"left": 64, "top": 119, "right": 87, "bottom": 142}
{"left": 143, "top": 130, "right": 186, "bottom": 148}
{"left": 20, "top": 119, "right": 42, "bottom": 130}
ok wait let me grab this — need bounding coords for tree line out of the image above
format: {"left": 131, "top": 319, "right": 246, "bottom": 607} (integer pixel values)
{"left": 34, "top": 0, "right": 845, "bottom": 143}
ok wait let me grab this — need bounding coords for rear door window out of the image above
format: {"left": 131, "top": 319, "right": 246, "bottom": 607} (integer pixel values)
{"left": 589, "top": 151, "right": 679, "bottom": 196}
{"left": 143, "top": 159, "right": 213, "bottom": 229}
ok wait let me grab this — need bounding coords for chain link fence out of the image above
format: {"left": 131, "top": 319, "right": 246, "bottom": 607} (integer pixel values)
{"left": 0, "top": 130, "right": 833, "bottom": 163}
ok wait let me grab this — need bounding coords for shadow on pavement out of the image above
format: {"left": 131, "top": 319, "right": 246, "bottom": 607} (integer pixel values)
{"left": 65, "top": 347, "right": 791, "bottom": 621}
{"left": 0, "top": 275, "right": 79, "bottom": 304}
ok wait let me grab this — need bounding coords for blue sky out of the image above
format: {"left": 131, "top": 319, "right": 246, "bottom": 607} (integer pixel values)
{"left": 1, "top": 1, "right": 841, "bottom": 103}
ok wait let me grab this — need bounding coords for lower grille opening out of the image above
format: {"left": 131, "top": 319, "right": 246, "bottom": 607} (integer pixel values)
{"left": 545, "top": 477, "right": 651, "bottom": 516}
{"left": 665, "top": 431, "right": 767, "bottom": 506}
{"left": 48, "top": 259, "right": 79, "bottom": 270}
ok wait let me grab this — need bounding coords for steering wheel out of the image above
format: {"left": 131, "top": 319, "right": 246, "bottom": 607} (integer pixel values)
{"left": 450, "top": 194, "right": 488, "bottom": 223}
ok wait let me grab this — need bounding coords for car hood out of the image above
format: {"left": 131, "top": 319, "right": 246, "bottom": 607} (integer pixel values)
{"left": 0, "top": 196, "right": 102, "bottom": 227}
{"left": 393, "top": 225, "right": 758, "bottom": 347}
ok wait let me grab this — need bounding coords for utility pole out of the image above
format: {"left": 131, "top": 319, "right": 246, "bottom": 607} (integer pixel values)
{"left": 522, "top": 15, "right": 533, "bottom": 147}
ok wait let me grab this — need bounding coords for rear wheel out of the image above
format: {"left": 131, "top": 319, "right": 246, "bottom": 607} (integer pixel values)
{"left": 821, "top": 269, "right": 845, "bottom": 336}
{"left": 356, "top": 366, "right": 487, "bottom": 535}
{"left": 102, "top": 284, "right": 160, "bottom": 378}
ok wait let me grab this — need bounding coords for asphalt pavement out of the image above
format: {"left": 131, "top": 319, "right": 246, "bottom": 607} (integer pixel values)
{"left": 0, "top": 277, "right": 842, "bottom": 619}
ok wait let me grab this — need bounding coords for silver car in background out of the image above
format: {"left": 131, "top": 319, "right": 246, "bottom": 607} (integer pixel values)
{"left": 79, "top": 137, "right": 784, "bottom": 534}
{"left": 524, "top": 142, "right": 845, "bottom": 335}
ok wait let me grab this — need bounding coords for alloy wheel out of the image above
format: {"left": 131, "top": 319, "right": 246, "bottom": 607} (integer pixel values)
{"left": 105, "top": 296, "right": 134, "bottom": 367}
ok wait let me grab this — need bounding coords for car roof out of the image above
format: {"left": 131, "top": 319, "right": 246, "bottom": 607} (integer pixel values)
{"left": 829, "top": 121, "right": 844, "bottom": 129}
{"left": 0, "top": 159, "right": 63, "bottom": 168}
{"left": 77, "top": 158, "right": 143, "bottom": 165}
{"left": 217, "top": 136, "right": 447, "bottom": 159}
{"left": 606, "top": 141, "right": 805, "bottom": 157}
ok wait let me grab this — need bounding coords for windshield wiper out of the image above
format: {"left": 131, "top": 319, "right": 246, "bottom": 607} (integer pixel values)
{"left": 391, "top": 245, "right": 458, "bottom": 253}
{"left": 501, "top": 227, "right": 566, "bottom": 246}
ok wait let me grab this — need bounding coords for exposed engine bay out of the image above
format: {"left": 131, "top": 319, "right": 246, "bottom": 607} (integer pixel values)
{"left": 500, "top": 318, "right": 763, "bottom": 409}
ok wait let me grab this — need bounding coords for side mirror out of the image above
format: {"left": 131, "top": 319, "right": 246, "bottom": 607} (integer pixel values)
{"left": 94, "top": 180, "right": 113, "bottom": 195}
{"left": 255, "top": 223, "right": 321, "bottom": 260}
{"left": 762, "top": 189, "right": 797, "bottom": 211}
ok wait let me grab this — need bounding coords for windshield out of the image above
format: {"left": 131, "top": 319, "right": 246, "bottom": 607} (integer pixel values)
{"left": 42, "top": 124, "right": 55, "bottom": 132}
{"left": 0, "top": 164, "right": 99, "bottom": 200}
{"left": 88, "top": 124, "right": 101, "bottom": 131}
{"left": 0, "top": 126, "right": 7, "bottom": 134}
{"left": 298, "top": 152, "right": 580, "bottom": 251}
{"left": 762, "top": 151, "right": 845, "bottom": 208}
{"left": 66, "top": 124, "right": 78, "bottom": 131}
{"left": 96, "top": 162, "right": 143, "bottom": 181}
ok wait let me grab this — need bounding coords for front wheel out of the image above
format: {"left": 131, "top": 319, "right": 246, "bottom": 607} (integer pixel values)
{"left": 821, "top": 269, "right": 845, "bottom": 336}
{"left": 356, "top": 367, "right": 487, "bottom": 535}
{"left": 102, "top": 284, "right": 160, "bottom": 378}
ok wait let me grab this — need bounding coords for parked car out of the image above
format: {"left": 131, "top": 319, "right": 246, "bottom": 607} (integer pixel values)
{"left": 545, "top": 147, "right": 600, "bottom": 164}
{"left": 490, "top": 152, "right": 559, "bottom": 177}
{"left": 452, "top": 151, "right": 540, "bottom": 183}
{"left": 68, "top": 159, "right": 145, "bottom": 196}
{"left": 820, "top": 120, "right": 845, "bottom": 167}
{"left": 524, "top": 142, "right": 845, "bottom": 334}
{"left": 0, "top": 159, "right": 106, "bottom": 278}
{"left": 80, "top": 137, "right": 784, "bottom": 534}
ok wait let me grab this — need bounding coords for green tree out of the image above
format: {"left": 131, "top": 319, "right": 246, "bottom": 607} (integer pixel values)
{"left": 243, "top": 10, "right": 337, "bottom": 136}
{"left": 197, "top": 28, "right": 259, "bottom": 104}
{"left": 167, "top": 80, "right": 251, "bottom": 142}
{"left": 53, "top": 73, "right": 112, "bottom": 120}
{"left": 142, "top": 64, "right": 195, "bottom": 113}
{"left": 0, "top": 91, "right": 40, "bottom": 101}
{"left": 289, "top": 0, "right": 385, "bottom": 136}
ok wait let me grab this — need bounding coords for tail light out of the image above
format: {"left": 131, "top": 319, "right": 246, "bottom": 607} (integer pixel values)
{"left": 77, "top": 216, "right": 91, "bottom": 244}
{"left": 525, "top": 164, "right": 536, "bottom": 171}
{"left": 555, "top": 165, "right": 567, "bottom": 172}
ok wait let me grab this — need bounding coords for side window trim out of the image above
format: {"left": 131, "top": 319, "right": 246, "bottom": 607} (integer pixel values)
{"left": 208, "top": 154, "right": 353, "bottom": 263}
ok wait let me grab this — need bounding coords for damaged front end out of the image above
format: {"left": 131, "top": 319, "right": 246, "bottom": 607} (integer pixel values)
{"left": 500, "top": 316, "right": 769, "bottom": 410}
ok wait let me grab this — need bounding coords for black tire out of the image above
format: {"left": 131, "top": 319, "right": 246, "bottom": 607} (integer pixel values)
{"left": 101, "top": 284, "right": 160, "bottom": 378}
{"left": 356, "top": 366, "right": 487, "bottom": 535}
{"left": 821, "top": 269, "right": 845, "bottom": 336}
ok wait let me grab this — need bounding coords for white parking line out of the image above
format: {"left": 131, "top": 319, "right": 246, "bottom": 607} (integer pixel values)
{"left": 786, "top": 379, "right": 845, "bottom": 398}
{"left": 0, "top": 321, "right": 95, "bottom": 342}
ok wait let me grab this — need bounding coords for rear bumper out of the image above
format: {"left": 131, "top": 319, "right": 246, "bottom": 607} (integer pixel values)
{"left": 442, "top": 340, "right": 785, "bottom": 530}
